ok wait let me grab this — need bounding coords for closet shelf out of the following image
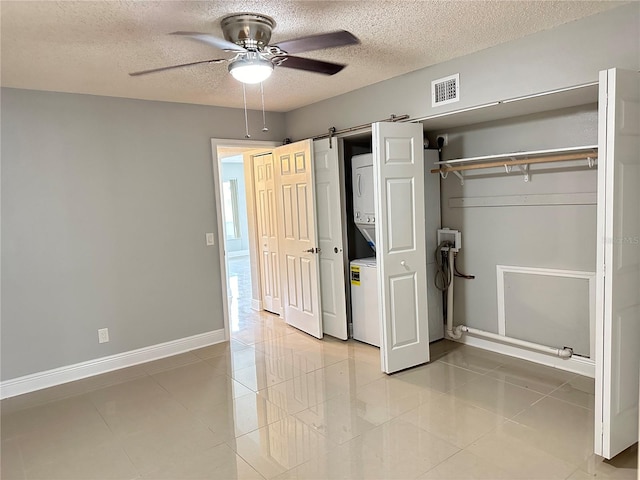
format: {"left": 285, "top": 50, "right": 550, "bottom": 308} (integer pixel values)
{"left": 430, "top": 145, "right": 598, "bottom": 184}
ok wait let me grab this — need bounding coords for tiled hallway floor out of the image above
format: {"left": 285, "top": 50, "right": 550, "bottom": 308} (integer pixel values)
{"left": 1, "top": 257, "right": 637, "bottom": 479}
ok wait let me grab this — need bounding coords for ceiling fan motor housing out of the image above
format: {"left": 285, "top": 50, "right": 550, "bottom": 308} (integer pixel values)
{"left": 130, "top": 13, "right": 355, "bottom": 79}
{"left": 220, "top": 13, "right": 276, "bottom": 50}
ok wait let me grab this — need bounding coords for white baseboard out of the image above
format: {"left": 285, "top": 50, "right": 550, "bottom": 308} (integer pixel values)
{"left": 251, "top": 298, "right": 262, "bottom": 311}
{"left": 0, "top": 329, "right": 226, "bottom": 399}
{"left": 452, "top": 333, "right": 595, "bottom": 378}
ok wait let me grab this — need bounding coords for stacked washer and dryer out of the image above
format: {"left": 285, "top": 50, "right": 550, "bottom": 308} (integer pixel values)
{"left": 350, "top": 154, "right": 379, "bottom": 346}
{"left": 349, "top": 151, "right": 444, "bottom": 347}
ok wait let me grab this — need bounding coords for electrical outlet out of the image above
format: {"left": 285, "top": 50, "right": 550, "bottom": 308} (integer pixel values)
{"left": 436, "top": 134, "right": 449, "bottom": 147}
{"left": 206, "top": 233, "right": 215, "bottom": 246}
{"left": 98, "top": 328, "right": 109, "bottom": 344}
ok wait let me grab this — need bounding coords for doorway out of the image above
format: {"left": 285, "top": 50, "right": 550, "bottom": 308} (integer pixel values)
{"left": 220, "top": 154, "right": 252, "bottom": 333}
{"left": 211, "top": 139, "right": 280, "bottom": 340}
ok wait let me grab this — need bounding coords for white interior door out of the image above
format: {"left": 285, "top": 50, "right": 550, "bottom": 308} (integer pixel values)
{"left": 275, "top": 140, "right": 323, "bottom": 338}
{"left": 313, "top": 138, "right": 348, "bottom": 340}
{"left": 252, "top": 151, "right": 281, "bottom": 315}
{"left": 595, "top": 68, "right": 640, "bottom": 459}
{"left": 373, "top": 121, "right": 430, "bottom": 374}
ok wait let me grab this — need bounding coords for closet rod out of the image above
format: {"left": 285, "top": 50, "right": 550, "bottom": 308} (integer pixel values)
{"left": 430, "top": 151, "right": 597, "bottom": 174}
{"left": 310, "top": 114, "right": 409, "bottom": 141}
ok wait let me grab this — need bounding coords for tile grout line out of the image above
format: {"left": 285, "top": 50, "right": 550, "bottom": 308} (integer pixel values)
{"left": 87, "top": 390, "right": 142, "bottom": 477}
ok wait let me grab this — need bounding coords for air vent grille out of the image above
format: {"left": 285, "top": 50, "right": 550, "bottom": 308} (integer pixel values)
{"left": 431, "top": 73, "right": 460, "bottom": 107}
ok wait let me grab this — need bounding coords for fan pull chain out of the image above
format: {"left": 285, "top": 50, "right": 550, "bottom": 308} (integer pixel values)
{"left": 242, "top": 83, "right": 250, "bottom": 139}
{"left": 260, "top": 82, "right": 268, "bottom": 132}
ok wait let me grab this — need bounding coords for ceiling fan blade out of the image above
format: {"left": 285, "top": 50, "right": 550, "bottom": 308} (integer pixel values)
{"left": 272, "top": 30, "right": 359, "bottom": 55}
{"left": 170, "top": 31, "right": 247, "bottom": 52}
{"left": 129, "top": 59, "right": 226, "bottom": 77}
{"left": 276, "top": 55, "right": 346, "bottom": 75}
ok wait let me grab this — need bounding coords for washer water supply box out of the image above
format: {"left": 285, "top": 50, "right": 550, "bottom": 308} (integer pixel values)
{"left": 437, "top": 228, "right": 461, "bottom": 252}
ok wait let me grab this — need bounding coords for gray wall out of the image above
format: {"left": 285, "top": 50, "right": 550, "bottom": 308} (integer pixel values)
{"left": 221, "top": 159, "right": 250, "bottom": 253}
{"left": 2, "top": 3, "right": 637, "bottom": 382}
{"left": 285, "top": 3, "right": 639, "bottom": 140}
{"left": 1, "top": 88, "right": 285, "bottom": 381}
{"left": 438, "top": 105, "right": 598, "bottom": 352}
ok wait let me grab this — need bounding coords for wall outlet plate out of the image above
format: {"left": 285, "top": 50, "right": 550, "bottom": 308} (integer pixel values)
{"left": 98, "top": 328, "right": 109, "bottom": 344}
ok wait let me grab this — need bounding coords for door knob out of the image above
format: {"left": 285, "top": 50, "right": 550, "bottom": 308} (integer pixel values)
{"left": 334, "top": 247, "right": 343, "bottom": 253}
{"left": 400, "top": 260, "right": 406, "bottom": 266}
{"left": 303, "top": 247, "right": 321, "bottom": 254}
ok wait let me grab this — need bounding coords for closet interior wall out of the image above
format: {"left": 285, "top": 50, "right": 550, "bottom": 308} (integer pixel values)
{"left": 432, "top": 103, "right": 599, "bottom": 362}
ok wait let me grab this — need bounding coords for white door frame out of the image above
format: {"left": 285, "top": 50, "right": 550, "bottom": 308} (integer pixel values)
{"left": 211, "top": 138, "right": 280, "bottom": 341}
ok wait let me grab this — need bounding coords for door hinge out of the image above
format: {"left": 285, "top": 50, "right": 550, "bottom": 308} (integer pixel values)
{"left": 328, "top": 127, "right": 336, "bottom": 149}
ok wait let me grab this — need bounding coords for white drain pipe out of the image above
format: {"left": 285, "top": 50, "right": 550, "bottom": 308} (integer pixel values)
{"left": 445, "top": 248, "right": 462, "bottom": 340}
{"left": 455, "top": 325, "right": 573, "bottom": 359}
{"left": 444, "top": 249, "right": 573, "bottom": 359}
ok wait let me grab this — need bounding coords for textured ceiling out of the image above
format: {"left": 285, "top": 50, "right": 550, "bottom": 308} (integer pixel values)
{"left": 0, "top": 1, "right": 623, "bottom": 112}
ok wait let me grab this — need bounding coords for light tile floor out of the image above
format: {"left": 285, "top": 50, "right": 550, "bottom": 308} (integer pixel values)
{"left": 1, "top": 256, "right": 637, "bottom": 479}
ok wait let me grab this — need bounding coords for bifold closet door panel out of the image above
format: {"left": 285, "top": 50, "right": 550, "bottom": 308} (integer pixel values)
{"left": 373, "top": 121, "right": 430, "bottom": 374}
{"left": 595, "top": 67, "right": 640, "bottom": 460}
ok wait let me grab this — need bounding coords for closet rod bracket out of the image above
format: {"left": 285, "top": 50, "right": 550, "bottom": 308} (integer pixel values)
{"left": 516, "top": 163, "right": 530, "bottom": 182}
{"left": 453, "top": 171, "right": 465, "bottom": 185}
{"left": 504, "top": 158, "right": 530, "bottom": 182}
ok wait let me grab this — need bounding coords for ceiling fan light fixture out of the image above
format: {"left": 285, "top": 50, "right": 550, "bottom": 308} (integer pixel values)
{"left": 229, "top": 53, "right": 273, "bottom": 84}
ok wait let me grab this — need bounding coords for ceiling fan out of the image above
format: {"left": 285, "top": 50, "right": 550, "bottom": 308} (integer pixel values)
{"left": 129, "top": 13, "right": 360, "bottom": 84}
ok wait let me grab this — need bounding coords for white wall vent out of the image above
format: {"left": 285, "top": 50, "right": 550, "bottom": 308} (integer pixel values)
{"left": 431, "top": 73, "right": 460, "bottom": 107}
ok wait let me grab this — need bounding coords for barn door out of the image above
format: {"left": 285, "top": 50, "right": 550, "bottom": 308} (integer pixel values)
{"left": 373, "top": 121, "right": 430, "bottom": 374}
{"left": 313, "top": 138, "right": 348, "bottom": 340}
{"left": 595, "top": 68, "right": 640, "bottom": 459}
{"left": 275, "top": 140, "right": 323, "bottom": 338}
{"left": 252, "top": 151, "right": 281, "bottom": 314}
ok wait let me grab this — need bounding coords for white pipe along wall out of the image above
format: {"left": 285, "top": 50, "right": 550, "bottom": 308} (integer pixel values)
{"left": 444, "top": 246, "right": 573, "bottom": 360}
